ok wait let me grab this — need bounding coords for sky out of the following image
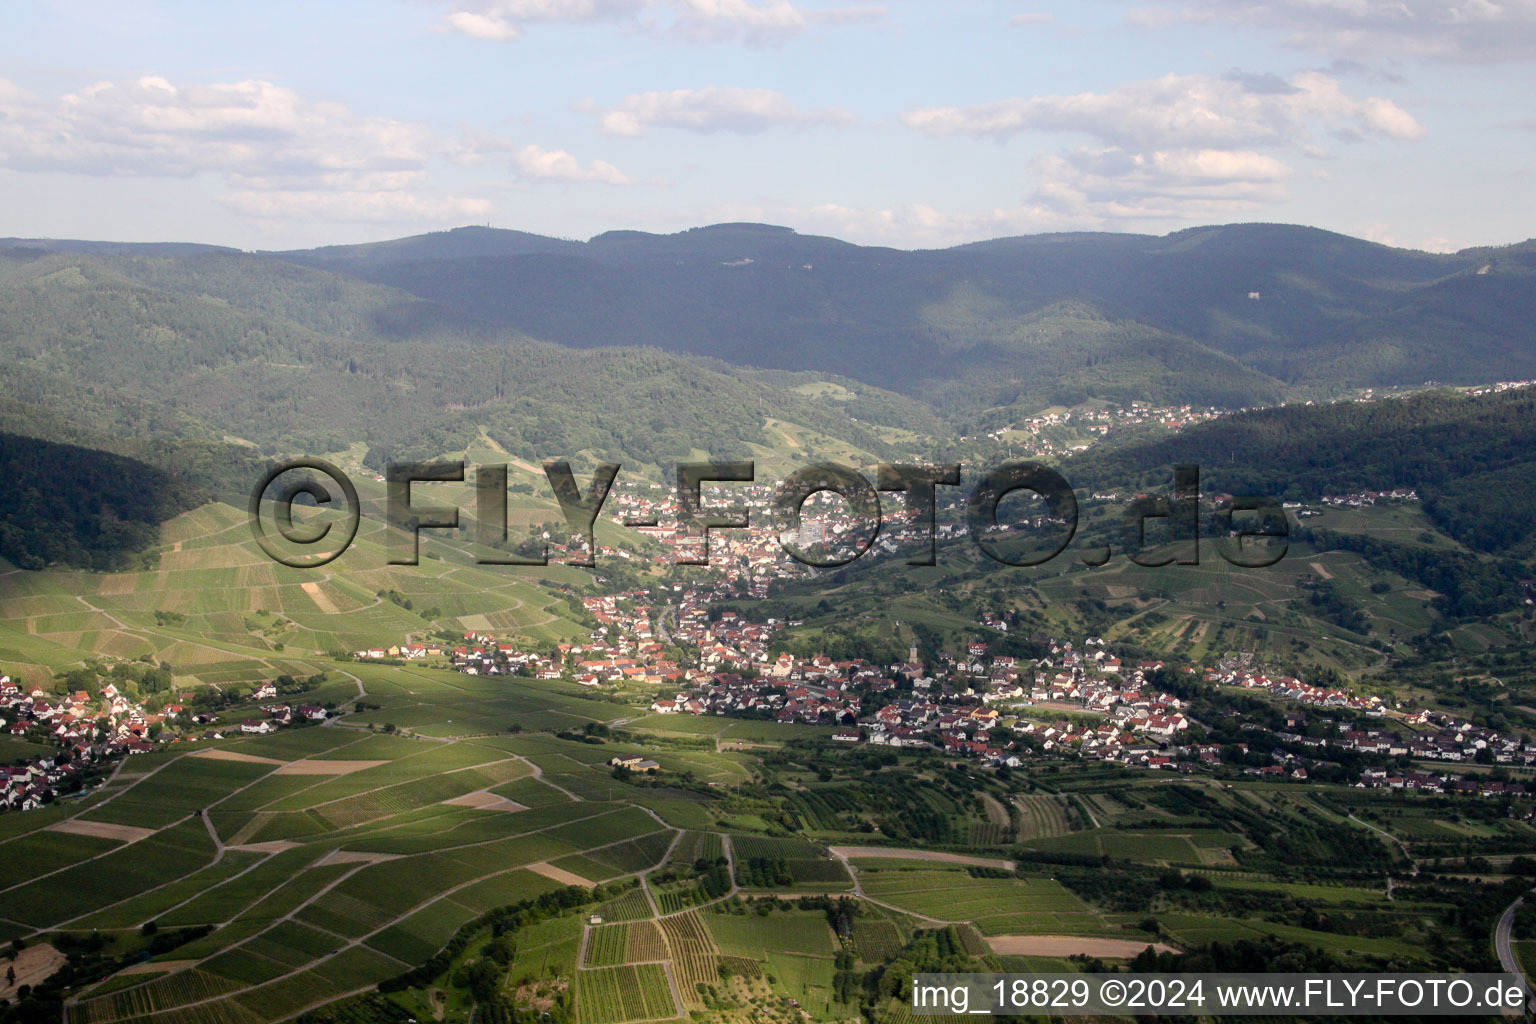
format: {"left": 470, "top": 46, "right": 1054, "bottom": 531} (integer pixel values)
{"left": 0, "top": 0, "right": 1533, "bottom": 251}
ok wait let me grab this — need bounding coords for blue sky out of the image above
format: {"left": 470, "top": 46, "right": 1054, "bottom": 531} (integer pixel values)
{"left": 1, "top": 0, "right": 1532, "bottom": 250}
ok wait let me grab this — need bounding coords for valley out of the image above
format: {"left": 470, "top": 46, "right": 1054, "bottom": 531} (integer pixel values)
{"left": 3, "top": 223, "right": 1536, "bottom": 1023}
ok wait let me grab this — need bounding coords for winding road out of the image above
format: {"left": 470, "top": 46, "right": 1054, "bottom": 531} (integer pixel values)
{"left": 1495, "top": 891, "right": 1535, "bottom": 1000}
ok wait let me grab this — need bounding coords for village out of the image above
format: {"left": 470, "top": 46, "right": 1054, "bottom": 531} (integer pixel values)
{"left": 0, "top": 672, "right": 338, "bottom": 813}
{"left": 0, "top": 674, "right": 164, "bottom": 811}
{"left": 410, "top": 577, "right": 1536, "bottom": 801}
{"left": 976, "top": 400, "right": 1230, "bottom": 458}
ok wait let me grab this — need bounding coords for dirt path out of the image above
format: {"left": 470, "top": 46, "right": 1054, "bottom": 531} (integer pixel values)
{"left": 300, "top": 581, "right": 339, "bottom": 614}
{"left": 527, "top": 862, "right": 594, "bottom": 887}
{"left": 116, "top": 959, "right": 197, "bottom": 976}
{"left": 230, "top": 840, "right": 299, "bottom": 853}
{"left": 987, "top": 935, "right": 1176, "bottom": 957}
{"left": 1309, "top": 560, "right": 1334, "bottom": 580}
{"left": 272, "top": 759, "right": 385, "bottom": 776}
{"left": 444, "top": 792, "right": 527, "bottom": 812}
{"left": 0, "top": 944, "right": 66, "bottom": 998}
{"left": 46, "top": 819, "right": 158, "bottom": 842}
{"left": 316, "top": 850, "right": 402, "bottom": 866}
{"left": 829, "top": 846, "right": 1015, "bottom": 871}
{"left": 190, "top": 749, "right": 282, "bottom": 765}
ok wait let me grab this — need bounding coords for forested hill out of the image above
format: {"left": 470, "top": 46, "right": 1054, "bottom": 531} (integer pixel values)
{"left": 270, "top": 222, "right": 1536, "bottom": 416}
{"left": 7, "top": 222, "right": 1536, "bottom": 432}
{"left": 0, "top": 433, "right": 207, "bottom": 571}
{"left": 1067, "top": 387, "right": 1536, "bottom": 557}
{"left": 0, "top": 246, "right": 924, "bottom": 491}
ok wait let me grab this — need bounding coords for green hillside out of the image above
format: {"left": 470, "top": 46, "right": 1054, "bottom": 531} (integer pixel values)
{"left": 272, "top": 222, "right": 1536, "bottom": 414}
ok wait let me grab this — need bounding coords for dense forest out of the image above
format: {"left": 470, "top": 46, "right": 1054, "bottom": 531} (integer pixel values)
{"left": 0, "top": 433, "right": 206, "bottom": 570}
{"left": 276, "top": 222, "right": 1536, "bottom": 409}
{"left": 1070, "top": 388, "right": 1536, "bottom": 556}
{"left": 0, "top": 250, "right": 909, "bottom": 472}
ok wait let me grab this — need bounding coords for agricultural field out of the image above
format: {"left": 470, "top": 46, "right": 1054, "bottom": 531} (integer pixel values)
{"left": 0, "top": 495, "right": 599, "bottom": 690}
{"left": 1012, "top": 794, "right": 1075, "bottom": 841}
{"left": 573, "top": 963, "right": 676, "bottom": 1024}
{"left": 0, "top": 490, "right": 1530, "bottom": 1024}
{"left": 0, "top": 645, "right": 1521, "bottom": 1024}
{"left": 856, "top": 865, "right": 1111, "bottom": 936}
{"left": 0, "top": 688, "right": 695, "bottom": 1024}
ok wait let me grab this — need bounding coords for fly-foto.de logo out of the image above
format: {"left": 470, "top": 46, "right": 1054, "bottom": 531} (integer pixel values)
{"left": 248, "top": 458, "right": 1288, "bottom": 570}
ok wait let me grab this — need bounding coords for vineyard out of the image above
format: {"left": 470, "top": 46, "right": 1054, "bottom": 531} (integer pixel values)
{"left": 734, "top": 854, "right": 850, "bottom": 889}
{"left": 967, "top": 822, "right": 1010, "bottom": 845}
{"left": 592, "top": 887, "right": 653, "bottom": 923}
{"left": 706, "top": 910, "right": 838, "bottom": 958}
{"left": 652, "top": 886, "right": 694, "bottom": 915}
{"left": 663, "top": 831, "right": 707, "bottom": 868}
{"left": 580, "top": 830, "right": 676, "bottom": 875}
{"left": 857, "top": 868, "right": 1108, "bottom": 936}
{"left": 77, "top": 969, "right": 243, "bottom": 1023}
{"left": 850, "top": 918, "right": 905, "bottom": 963}
{"left": 1013, "top": 794, "right": 1073, "bottom": 841}
{"left": 625, "top": 921, "right": 669, "bottom": 962}
{"left": 583, "top": 922, "right": 668, "bottom": 967}
{"left": 574, "top": 964, "right": 676, "bottom": 1024}
{"left": 583, "top": 925, "right": 631, "bottom": 968}
{"left": 646, "top": 830, "right": 731, "bottom": 914}
{"left": 732, "top": 837, "right": 850, "bottom": 890}
{"left": 658, "top": 911, "right": 720, "bottom": 1001}
{"left": 730, "top": 837, "right": 822, "bottom": 860}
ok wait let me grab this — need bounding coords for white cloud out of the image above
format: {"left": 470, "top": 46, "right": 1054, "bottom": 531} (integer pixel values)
{"left": 793, "top": 201, "right": 1087, "bottom": 248}
{"left": 433, "top": 0, "right": 883, "bottom": 44}
{"left": 0, "top": 76, "right": 433, "bottom": 180}
{"left": 1009, "top": 12, "right": 1054, "bottom": 26}
{"left": 902, "top": 71, "right": 1423, "bottom": 147}
{"left": 512, "top": 144, "right": 632, "bottom": 183}
{"left": 1143, "top": 0, "right": 1536, "bottom": 62}
{"left": 219, "top": 190, "right": 493, "bottom": 223}
{"left": 443, "top": 11, "right": 527, "bottom": 39}
{"left": 791, "top": 161, "right": 1290, "bottom": 245}
{"left": 594, "top": 86, "right": 853, "bottom": 135}
{"left": 1025, "top": 145, "right": 1293, "bottom": 224}
{"left": 671, "top": 0, "right": 807, "bottom": 41}
{"left": 901, "top": 71, "right": 1423, "bottom": 227}
{"left": 435, "top": 0, "right": 642, "bottom": 41}
{"left": 0, "top": 74, "right": 630, "bottom": 226}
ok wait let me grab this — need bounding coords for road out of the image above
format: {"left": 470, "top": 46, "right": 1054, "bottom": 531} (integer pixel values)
{"left": 1495, "top": 891, "right": 1535, "bottom": 999}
